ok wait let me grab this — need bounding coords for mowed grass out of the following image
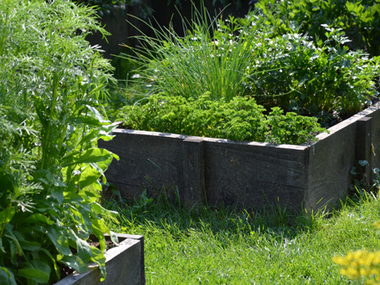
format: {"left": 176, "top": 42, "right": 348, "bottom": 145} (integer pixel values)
{"left": 104, "top": 191, "right": 380, "bottom": 284}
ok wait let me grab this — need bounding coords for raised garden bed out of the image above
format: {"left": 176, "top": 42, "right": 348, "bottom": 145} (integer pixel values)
{"left": 55, "top": 234, "right": 145, "bottom": 285}
{"left": 99, "top": 102, "right": 380, "bottom": 212}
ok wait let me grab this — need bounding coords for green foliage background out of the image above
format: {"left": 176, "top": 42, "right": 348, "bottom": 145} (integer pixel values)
{"left": 114, "top": 2, "right": 379, "bottom": 142}
{"left": 257, "top": 0, "right": 380, "bottom": 57}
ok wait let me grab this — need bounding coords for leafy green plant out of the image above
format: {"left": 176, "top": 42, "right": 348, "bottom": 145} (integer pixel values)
{"left": 0, "top": 0, "right": 120, "bottom": 283}
{"left": 244, "top": 24, "right": 380, "bottom": 122}
{"left": 257, "top": 0, "right": 380, "bottom": 57}
{"left": 265, "top": 107, "right": 326, "bottom": 145}
{"left": 116, "top": 4, "right": 379, "bottom": 129}
{"left": 117, "top": 92, "right": 326, "bottom": 144}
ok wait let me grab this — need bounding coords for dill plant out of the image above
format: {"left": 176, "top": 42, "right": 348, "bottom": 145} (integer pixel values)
{"left": 0, "top": 0, "right": 120, "bottom": 283}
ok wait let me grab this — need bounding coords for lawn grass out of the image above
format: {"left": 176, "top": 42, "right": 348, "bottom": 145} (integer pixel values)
{"left": 103, "top": 190, "right": 380, "bottom": 284}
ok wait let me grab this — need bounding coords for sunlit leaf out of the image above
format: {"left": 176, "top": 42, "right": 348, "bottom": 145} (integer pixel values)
{"left": 46, "top": 227, "right": 71, "bottom": 256}
{"left": 90, "top": 246, "right": 106, "bottom": 281}
{"left": 78, "top": 165, "right": 100, "bottom": 189}
{"left": 59, "top": 255, "right": 88, "bottom": 273}
{"left": 61, "top": 148, "right": 116, "bottom": 167}
{"left": 76, "top": 238, "right": 93, "bottom": 264}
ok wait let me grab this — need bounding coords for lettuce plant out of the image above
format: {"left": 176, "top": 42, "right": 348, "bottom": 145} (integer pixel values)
{"left": 0, "top": 0, "right": 119, "bottom": 283}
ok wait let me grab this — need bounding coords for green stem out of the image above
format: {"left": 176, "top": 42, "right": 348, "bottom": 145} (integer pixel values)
{"left": 0, "top": 203, "right": 12, "bottom": 238}
{"left": 40, "top": 73, "right": 60, "bottom": 170}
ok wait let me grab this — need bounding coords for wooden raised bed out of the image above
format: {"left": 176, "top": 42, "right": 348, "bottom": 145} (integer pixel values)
{"left": 55, "top": 234, "right": 145, "bottom": 285}
{"left": 99, "top": 102, "right": 380, "bottom": 212}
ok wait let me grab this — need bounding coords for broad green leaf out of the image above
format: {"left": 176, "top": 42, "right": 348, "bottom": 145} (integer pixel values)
{"left": 58, "top": 255, "right": 88, "bottom": 273}
{"left": 89, "top": 162, "right": 107, "bottom": 183}
{"left": 16, "top": 225, "right": 46, "bottom": 235}
{"left": 91, "top": 202, "right": 118, "bottom": 218}
{"left": 61, "top": 148, "right": 116, "bottom": 167}
{"left": 91, "top": 226, "right": 106, "bottom": 252}
{"left": 76, "top": 238, "right": 92, "bottom": 264}
{"left": 51, "top": 189, "right": 64, "bottom": 204}
{"left": 92, "top": 218, "right": 110, "bottom": 234}
{"left": 86, "top": 105, "right": 108, "bottom": 123}
{"left": 97, "top": 133, "right": 115, "bottom": 142}
{"left": 78, "top": 129, "right": 105, "bottom": 146}
{"left": 9, "top": 240, "right": 17, "bottom": 266}
{"left": 90, "top": 246, "right": 106, "bottom": 282}
{"left": 93, "top": 181, "right": 103, "bottom": 193}
{"left": 17, "top": 268, "right": 49, "bottom": 283}
{"left": 78, "top": 165, "right": 100, "bottom": 189}
{"left": 46, "top": 227, "right": 71, "bottom": 256}
{"left": 0, "top": 267, "right": 16, "bottom": 285}
{"left": 30, "top": 259, "right": 51, "bottom": 279}
{"left": 63, "top": 191, "right": 83, "bottom": 203}
{"left": 33, "top": 169, "right": 49, "bottom": 182}
{"left": 19, "top": 240, "right": 41, "bottom": 251}
{"left": 69, "top": 116, "right": 105, "bottom": 127}
{"left": 18, "top": 214, "right": 54, "bottom": 226}
{"left": 109, "top": 231, "right": 119, "bottom": 246}
{"left": 76, "top": 205, "right": 93, "bottom": 232}
{"left": 40, "top": 248, "right": 60, "bottom": 279}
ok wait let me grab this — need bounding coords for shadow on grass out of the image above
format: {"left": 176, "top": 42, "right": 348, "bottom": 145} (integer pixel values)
{"left": 100, "top": 184, "right": 367, "bottom": 241}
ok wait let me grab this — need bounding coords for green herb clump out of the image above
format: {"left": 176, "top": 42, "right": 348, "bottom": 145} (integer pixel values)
{"left": 0, "top": 0, "right": 119, "bottom": 283}
{"left": 117, "top": 93, "right": 326, "bottom": 145}
{"left": 244, "top": 27, "right": 380, "bottom": 122}
{"left": 257, "top": 0, "right": 380, "bottom": 57}
{"left": 120, "top": 8, "right": 267, "bottom": 102}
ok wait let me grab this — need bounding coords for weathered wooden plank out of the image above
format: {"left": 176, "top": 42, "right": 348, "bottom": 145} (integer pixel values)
{"left": 355, "top": 117, "right": 372, "bottom": 189}
{"left": 307, "top": 123, "right": 357, "bottom": 211}
{"left": 367, "top": 107, "right": 380, "bottom": 183}
{"left": 55, "top": 234, "right": 145, "bottom": 285}
{"left": 181, "top": 137, "right": 205, "bottom": 208}
{"left": 203, "top": 141, "right": 309, "bottom": 211}
{"left": 99, "top": 130, "right": 186, "bottom": 201}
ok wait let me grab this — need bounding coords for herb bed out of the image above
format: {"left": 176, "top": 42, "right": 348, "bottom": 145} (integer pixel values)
{"left": 99, "top": 101, "right": 380, "bottom": 212}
